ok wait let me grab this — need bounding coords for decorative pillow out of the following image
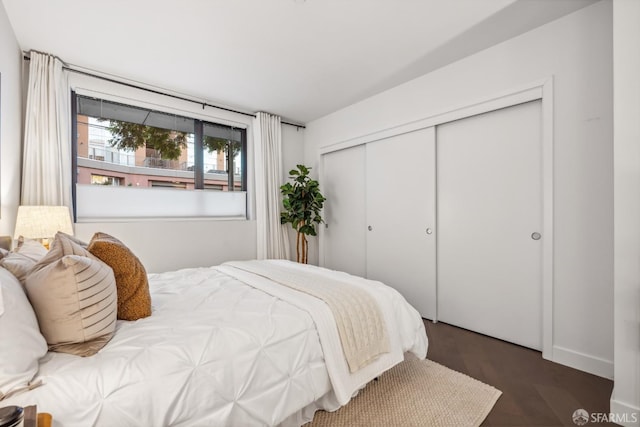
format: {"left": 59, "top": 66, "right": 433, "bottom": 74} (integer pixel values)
{"left": 29, "top": 232, "right": 88, "bottom": 275}
{"left": 25, "top": 232, "right": 117, "bottom": 357}
{"left": 0, "top": 267, "right": 48, "bottom": 399}
{"left": 88, "top": 232, "right": 151, "bottom": 320}
{"left": 50, "top": 231, "right": 89, "bottom": 249}
{"left": 0, "top": 239, "right": 48, "bottom": 284}
{"left": 16, "top": 238, "right": 48, "bottom": 261}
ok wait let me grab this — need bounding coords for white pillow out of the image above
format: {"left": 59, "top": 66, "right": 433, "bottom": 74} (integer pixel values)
{"left": 0, "top": 267, "right": 48, "bottom": 399}
{"left": 0, "top": 239, "right": 48, "bottom": 284}
{"left": 15, "top": 238, "right": 48, "bottom": 261}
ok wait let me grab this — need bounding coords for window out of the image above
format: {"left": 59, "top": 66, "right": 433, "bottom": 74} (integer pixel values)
{"left": 149, "top": 180, "right": 188, "bottom": 189}
{"left": 203, "top": 123, "right": 244, "bottom": 192}
{"left": 91, "top": 174, "right": 122, "bottom": 186}
{"left": 204, "top": 183, "right": 224, "bottom": 191}
{"left": 73, "top": 93, "right": 248, "bottom": 220}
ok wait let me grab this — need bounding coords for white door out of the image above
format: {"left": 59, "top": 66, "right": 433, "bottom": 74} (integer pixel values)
{"left": 366, "top": 127, "right": 437, "bottom": 320}
{"left": 321, "top": 145, "right": 366, "bottom": 277}
{"left": 436, "top": 100, "right": 543, "bottom": 350}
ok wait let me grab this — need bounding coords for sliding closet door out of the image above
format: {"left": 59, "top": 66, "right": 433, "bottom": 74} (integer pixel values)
{"left": 437, "top": 100, "right": 543, "bottom": 350}
{"left": 321, "top": 145, "right": 366, "bottom": 277}
{"left": 366, "top": 127, "right": 437, "bottom": 320}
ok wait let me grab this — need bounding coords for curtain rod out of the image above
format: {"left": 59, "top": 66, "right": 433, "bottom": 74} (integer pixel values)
{"left": 23, "top": 55, "right": 305, "bottom": 129}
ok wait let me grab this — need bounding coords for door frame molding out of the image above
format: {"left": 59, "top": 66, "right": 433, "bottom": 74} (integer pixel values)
{"left": 319, "top": 77, "right": 554, "bottom": 360}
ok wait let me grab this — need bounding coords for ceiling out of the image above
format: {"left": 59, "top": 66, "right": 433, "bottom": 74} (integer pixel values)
{"left": 2, "top": 0, "right": 596, "bottom": 124}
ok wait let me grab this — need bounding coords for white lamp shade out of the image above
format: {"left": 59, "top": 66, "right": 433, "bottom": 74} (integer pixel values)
{"left": 14, "top": 205, "right": 74, "bottom": 240}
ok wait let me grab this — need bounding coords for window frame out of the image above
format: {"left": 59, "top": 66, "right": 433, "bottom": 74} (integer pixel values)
{"left": 71, "top": 90, "right": 249, "bottom": 221}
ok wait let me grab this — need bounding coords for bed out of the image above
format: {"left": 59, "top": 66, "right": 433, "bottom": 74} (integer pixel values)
{"left": 0, "top": 250, "right": 427, "bottom": 426}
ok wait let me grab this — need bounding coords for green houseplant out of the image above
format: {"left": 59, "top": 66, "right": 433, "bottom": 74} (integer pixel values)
{"left": 280, "top": 165, "right": 326, "bottom": 264}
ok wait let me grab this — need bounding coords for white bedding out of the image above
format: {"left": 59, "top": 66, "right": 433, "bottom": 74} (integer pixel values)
{"left": 223, "top": 261, "right": 391, "bottom": 374}
{"left": 4, "top": 261, "right": 427, "bottom": 426}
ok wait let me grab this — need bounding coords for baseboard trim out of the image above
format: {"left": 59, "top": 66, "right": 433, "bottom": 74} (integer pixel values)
{"left": 552, "top": 345, "right": 613, "bottom": 379}
{"left": 610, "top": 398, "right": 640, "bottom": 427}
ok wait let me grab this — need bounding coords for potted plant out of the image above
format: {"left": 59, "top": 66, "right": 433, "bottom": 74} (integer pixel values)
{"left": 280, "top": 165, "right": 326, "bottom": 263}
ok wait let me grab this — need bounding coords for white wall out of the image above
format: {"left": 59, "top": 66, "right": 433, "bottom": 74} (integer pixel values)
{"left": 304, "top": 1, "right": 614, "bottom": 378}
{"left": 0, "top": 3, "right": 23, "bottom": 237}
{"left": 281, "top": 124, "right": 306, "bottom": 261}
{"left": 611, "top": 0, "right": 640, "bottom": 424}
{"left": 74, "top": 219, "right": 257, "bottom": 274}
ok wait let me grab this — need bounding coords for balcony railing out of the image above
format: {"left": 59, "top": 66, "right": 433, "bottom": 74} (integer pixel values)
{"left": 143, "top": 157, "right": 182, "bottom": 170}
{"left": 86, "top": 152, "right": 239, "bottom": 177}
{"left": 88, "top": 147, "right": 134, "bottom": 166}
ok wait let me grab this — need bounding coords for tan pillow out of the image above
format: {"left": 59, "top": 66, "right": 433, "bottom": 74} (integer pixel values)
{"left": 50, "top": 231, "right": 89, "bottom": 249}
{"left": 88, "top": 232, "right": 151, "bottom": 320}
{"left": 17, "top": 238, "right": 49, "bottom": 261}
{"left": 0, "top": 238, "right": 48, "bottom": 284}
{"left": 0, "top": 253, "right": 37, "bottom": 284}
{"left": 25, "top": 233, "right": 117, "bottom": 356}
{"left": 30, "top": 232, "right": 89, "bottom": 275}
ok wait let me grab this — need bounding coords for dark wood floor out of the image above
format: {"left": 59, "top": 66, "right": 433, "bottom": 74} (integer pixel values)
{"left": 424, "top": 320, "right": 615, "bottom": 427}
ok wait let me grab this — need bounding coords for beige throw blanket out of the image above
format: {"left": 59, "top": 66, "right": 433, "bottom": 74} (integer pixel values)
{"left": 225, "top": 260, "right": 390, "bottom": 373}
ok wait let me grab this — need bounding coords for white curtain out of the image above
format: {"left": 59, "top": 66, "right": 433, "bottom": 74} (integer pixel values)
{"left": 254, "top": 112, "right": 290, "bottom": 260}
{"left": 21, "top": 51, "right": 71, "bottom": 207}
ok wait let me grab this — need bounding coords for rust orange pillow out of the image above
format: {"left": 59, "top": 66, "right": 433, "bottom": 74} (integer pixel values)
{"left": 88, "top": 232, "right": 151, "bottom": 320}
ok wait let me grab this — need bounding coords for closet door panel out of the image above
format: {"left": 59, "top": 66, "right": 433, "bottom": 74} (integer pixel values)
{"left": 436, "top": 100, "right": 543, "bottom": 350}
{"left": 321, "top": 145, "right": 366, "bottom": 277}
{"left": 366, "top": 127, "right": 437, "bottom": 320}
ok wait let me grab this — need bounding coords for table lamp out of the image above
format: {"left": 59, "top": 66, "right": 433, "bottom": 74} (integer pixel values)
{"left": 13, "top": 205, "right": 74, "bottom": 249}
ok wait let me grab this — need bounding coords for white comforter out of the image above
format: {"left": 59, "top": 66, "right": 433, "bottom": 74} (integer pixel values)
{"left": 5, "top": 261, "right": 427, "bottom": 426}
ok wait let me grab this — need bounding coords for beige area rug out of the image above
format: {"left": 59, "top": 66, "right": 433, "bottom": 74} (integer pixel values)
{"left": 306, "top": 357, "right": 502, "bottom": 427}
